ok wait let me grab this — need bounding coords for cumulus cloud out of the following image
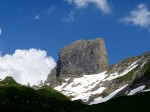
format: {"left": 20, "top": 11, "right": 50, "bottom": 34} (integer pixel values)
{"left": 121, "top": 3, "right": 150, "bottom": 29}
{"left": 65, "top": 0, "right": 111, "bottom": 14}
{"left": 0, "top": 28, "right": 2, "bottom": 36}
{"left": 0, "top": 49, "right": 56, "bottom": 85}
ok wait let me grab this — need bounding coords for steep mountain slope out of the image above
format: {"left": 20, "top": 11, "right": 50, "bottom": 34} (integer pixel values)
{"left": 52, "top": 51, "right": 150, "bottom": 104}
{"left": 45, "top": 38, "right": 150, "bottom": 105}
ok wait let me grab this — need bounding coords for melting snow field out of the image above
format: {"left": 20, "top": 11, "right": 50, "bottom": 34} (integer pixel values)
{"left": 90, "top": 84, "right": 128, "bottom": 105}
{"left": 55, "top": 71, "right": 107, "bottom": 102}
{"left": 54, "top": 60, "right": 140, "bottom": 104}
{"left": 104, "top": 60, "right": 140, "bottom": 81}
{"left": 128, "top": 85, "right": 145, "bottom": 95}
{"left": 141, "top": 89, "right": 150, "bottom": 92}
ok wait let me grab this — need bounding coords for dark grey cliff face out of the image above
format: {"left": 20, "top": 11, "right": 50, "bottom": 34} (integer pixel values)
{"left": 47, "top": 38, "right": 108, "bottom": 82}
{"left": 57, "top": 38, "right": 108, "bottom": 77}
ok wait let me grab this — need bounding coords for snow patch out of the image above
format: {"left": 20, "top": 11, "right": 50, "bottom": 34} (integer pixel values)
{"left": 90, "top": 84, "right": 128, "bottom": 105}
{"left": 141, "top": 89, "right": 150, "bottom": 92}
{"left": 140, "top": 61, "right": 147, "bottom": 68}
{"left": 105, "top": 60, "right": 139, "bottom": 81}
{"left": 54, "top": 71, "right": 107, "bottom": 102}
{"left": 54, "top": 60, "right": 140, "bottom": 104}
{"left": 128, "top": 85, "right": 145, "bottom": 95}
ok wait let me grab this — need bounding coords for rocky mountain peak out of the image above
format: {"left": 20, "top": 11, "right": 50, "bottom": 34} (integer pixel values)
{"left": 45, "top": 38, "right": 150, "bottom": 105}
{"left": 52, "top": 51, "right": 150, "bottom": 104}
{"left": 46, "top": 38, "right": 108, "bottom": 84}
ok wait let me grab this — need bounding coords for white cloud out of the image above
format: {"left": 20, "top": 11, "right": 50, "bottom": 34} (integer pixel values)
{"left": 0, "top": 28, "right": 2, "bottom": 36}
{"left": 63, "top": 10, "right": 76, "bottom": 22}
{"left": 0, "top": 49, "right": 56, "bottom": 85}
{"left": 34, "top": 15, "right": 40, "bottom": 20}
{"left": 121, "top": 3, "right": 150, "bottom": 28}
{"left": 65, "top": 0, "right": 111, "bottom": 14}
{"left": 34, "top": 6, "right": 55, "bottom": 20}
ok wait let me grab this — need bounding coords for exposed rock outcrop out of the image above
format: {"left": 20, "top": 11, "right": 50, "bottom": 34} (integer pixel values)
{"left": 45, "top": 37, "right": 150, "bottom": 105}
{"left": 46, "top": 38, "right": 108, "bottom": 84}
{"left": 52, "top": 51, "right": 150, "bottom": 104}
{"left": 44, "top": 39, "right": 150, "bottom": 104}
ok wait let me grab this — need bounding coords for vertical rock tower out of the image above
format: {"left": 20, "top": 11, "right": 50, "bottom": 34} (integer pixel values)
{"left": 47, "top": 38, "right": 108, "bottom": 81}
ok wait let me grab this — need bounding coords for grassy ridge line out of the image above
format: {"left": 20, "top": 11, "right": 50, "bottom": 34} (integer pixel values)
{"left": 0, "top": 77, "right": 85, "bottom": 112}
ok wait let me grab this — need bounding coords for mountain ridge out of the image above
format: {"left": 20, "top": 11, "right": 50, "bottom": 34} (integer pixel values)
{"left": 44, "top": 38, "right": 150, "bottom": 104}
{"left": 52, "top": 51, "right": 150, "bottom": 104}
{"left": 46, "top": 38, "right": 108, "bottom": 82}
{"left": 0, "top": 38, "right": 150, "bottom": 111}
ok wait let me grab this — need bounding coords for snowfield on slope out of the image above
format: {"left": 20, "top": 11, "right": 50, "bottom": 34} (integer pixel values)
{"left": 128, "top": 85, "right": 145, "bottom": 95}
{"left": 90, "top": 84, "right": 128, "bottom": 104}
{"left": 55, "top": 71, "right": 107, "bottom": 102}
{"left": 54, "top": 60, "right": 140, "bottom": 104}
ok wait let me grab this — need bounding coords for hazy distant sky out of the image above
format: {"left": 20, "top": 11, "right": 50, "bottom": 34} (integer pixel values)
{"left": 0, "top": 0, "right": 150, "bottom": 64}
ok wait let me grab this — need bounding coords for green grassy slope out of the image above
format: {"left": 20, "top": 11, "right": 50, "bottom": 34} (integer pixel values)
{"left": 0, "top": 77, "right": 85, "bottom": 112}
{"left": 0, "top": 76, "right": 22, "bottom": 87}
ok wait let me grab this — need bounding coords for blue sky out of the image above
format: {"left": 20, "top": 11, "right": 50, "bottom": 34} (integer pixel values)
{"left": 0, "top": 0, "right": 150, "bottom": 64}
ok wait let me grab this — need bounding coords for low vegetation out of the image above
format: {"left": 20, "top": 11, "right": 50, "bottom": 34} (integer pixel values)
{"left": 132, "top": 60, "right": 150, "bottom": 85}
{"left": 115, "top": 70, "right": 134, "bottom": 83}
{"left": 0, "top": 76, "right": 22, "bottom": 87}
{"left": 74, "top": 91, "right": 150, "bottom": 112}
{"left": 1, "top": 74, "right": 150, "bottom": 112}
{"left": 0, "top": 77, "right": 85, "bottom": 112}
